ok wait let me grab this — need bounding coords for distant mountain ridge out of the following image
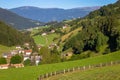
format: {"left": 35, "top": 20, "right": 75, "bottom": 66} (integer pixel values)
{"left": 0, "top": 8, "right": 43, "bottom": 29}
{"left": 10, "top": 6, "right": 100, "bottom": 22}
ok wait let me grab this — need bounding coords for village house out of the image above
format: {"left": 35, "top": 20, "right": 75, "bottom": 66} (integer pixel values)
{"left": 2, "top": 53, "right": 8, "bottom": 58}
{"left": 35, "top": 27, "right": 39, "bottom": 29}
{"left": 61, "top": 48, "right": 73, "bottom": 60}
{"left": 37, "top": 45, "right": 42, "bottom": 50}
{"left": 23, "top": 55, "right": 30, "bottom": 61}
{"left": 26, "top": 28, "right": 33, "bottom": 32}
{"left": 51, "top": 29, "right": 55, "bottom": 33}
{"left": 18, "top": 49, "right": 25, "bottom": 54}
{"left": 16, "top": 46, "right": 22, "bottom": 49}
{"left": 62, "top": 52, "right": 73, "bottom": 60}
{"left": 63, "top": 25, "right": 67, "bottom": 29}
{"left": 41, "top": 32, "right": 47, "bottom": 36}
{"left": 48, "top": 43, "right": 57, "bottom": 49}
{"left": 24, "top": 43, "right": 30, "bottom": 49}
{"left": 2, "top": 53, "right": 12, "bottom": 59}
{"left": 0, "top": 64, "right": 9, "bottom": 69}
{"left": 24, "top": 50, "right": 32, "bottom": 56}
{"left": 35, "top": 56, "right": 41, "bottom": 66}
{"left": 11, "top": 63, "right": 24, "bottom": 68}
{"left": 65, "top": 52, "right": 73, "bottom": 57}
{"left": 11, "top": 50, "right": 18, "bottom": 55}
{"left": 31, "top": 55, "right": 42, "bottom": 66}
{"left": 24, "top": 43, "right": 29, "bottom": 46}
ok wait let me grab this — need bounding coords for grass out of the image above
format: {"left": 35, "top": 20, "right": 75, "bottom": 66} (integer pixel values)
{"left": 46, "top": 33, "right": 60, "bottom": 45}
{"left": 33, "top": 33, "right": 59, "bottom": 46}
{"left": 61, "top": 27, "right": 82, "bottom": 42}
{"left": 47, "top": 64, "right": 120, "bottom": 80}
{"left": 33, "top": 35, "right": 46, "bottom": 46}
{"left": 0, "top": 45, "right": 15, "bottom": 56}
{"left": 0, "top": 51, "right": 120, "bottom": 80}
{"left": 31, "top": 25, "right": 50, "bottom": 36}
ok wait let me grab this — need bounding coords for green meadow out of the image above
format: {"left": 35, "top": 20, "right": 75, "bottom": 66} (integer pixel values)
{"left": 0, "top": 51, "right": 120, "bottom": 80}
{"left": 48, "top": 64, "right": 120, "bottom": 80}
{"left": 0, "top": 45, "right": 15, "bottom": 56}
{"left": 33, "top": 33, "right": 59, "bottom": 46}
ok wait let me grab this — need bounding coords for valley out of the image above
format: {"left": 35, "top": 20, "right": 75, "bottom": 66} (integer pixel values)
{"left": 0, "top": 0, "right": 120, "bottom": 80}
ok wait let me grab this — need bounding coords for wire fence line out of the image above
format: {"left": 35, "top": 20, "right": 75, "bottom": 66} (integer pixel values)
{"left": 37, "top": 60, "right": 120, "bottom": 80}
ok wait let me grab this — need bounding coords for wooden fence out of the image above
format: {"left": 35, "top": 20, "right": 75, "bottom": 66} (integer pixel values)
{"left": 37, "top": 60, "right": 120, "bottom": 80}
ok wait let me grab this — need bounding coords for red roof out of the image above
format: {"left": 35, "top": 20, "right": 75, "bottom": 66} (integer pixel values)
{"left": 24, "top": 50, "right": 32, "bottom": 52}
{"left": 0, "top": 64, "right": 9, "bottom": 67}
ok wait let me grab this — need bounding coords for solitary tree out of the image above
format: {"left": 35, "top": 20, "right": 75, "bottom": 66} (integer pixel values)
{"left": 10, "top": 54, "right": 22, "bottom": 64}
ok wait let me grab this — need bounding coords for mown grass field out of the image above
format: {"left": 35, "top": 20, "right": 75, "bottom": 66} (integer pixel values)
{"left": 0, "top": 45, "right": 15, "bottom": 56}
{"left": 0, "top": 51, "right": 120, "bottom": 80}
{"left": 47, "top": 64, "right": 120, "bottom": 80}
{"left": 33, "top": 33, "right": 59, "bottom": 46}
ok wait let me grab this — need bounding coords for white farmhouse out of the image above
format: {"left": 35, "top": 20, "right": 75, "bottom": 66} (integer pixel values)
{"left": 0, "top": 64, "right": 9, "bottom": 69}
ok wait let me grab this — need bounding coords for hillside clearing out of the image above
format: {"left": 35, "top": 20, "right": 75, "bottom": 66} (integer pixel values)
{"left": 33, "top": 33, "right": 59, "bottom": 46}
{"left": 61, "top": 27, "right": 82, "bottom": 42}
{"left": 0, "top": 45, "right": 15, "bottom": 56}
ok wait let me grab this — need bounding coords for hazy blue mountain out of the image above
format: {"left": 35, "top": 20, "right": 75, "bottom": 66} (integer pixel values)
{"left": 10, "top": 6, "right": 100, "bottom": 22}
{"left": 0, "top": 8, "right": 43, "bottom": 29}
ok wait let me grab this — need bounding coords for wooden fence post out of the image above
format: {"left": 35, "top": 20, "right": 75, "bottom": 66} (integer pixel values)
{"left": 46, "top": 73, "right": 48, "bottom": 78}
{"left": 89, "top": 65, "right": 91, "bottom": 69}
{"left": 111, "top": 61, "right": 113, "bottom": 66}
{"left": 42, "top": 75, "right": 44, "bottom": 79}
{"left": 72, "top": 67, "right": 75, "bottom": 72}
{"left": 100, "top": 63, "right": 102, "bottom": 67}
{"left": 37, "top": 61, "right": 120, "bottom": 80}
{"left": 78, "top": 66, "right": 80, "bottom": 70}
{"left": 64, "top": 69, "right": 66, "bottom": 74}
{"left": 67, "top": 68, "right": 70, "bottom": 72}
{"left": 50, "top": 72, "right": 53, "bottom": 76}
{"left": 54, "top": 71, "right": 56, "bottom": 75}
{"left": 83, "top": 66, "right": 85, "bottom": 70}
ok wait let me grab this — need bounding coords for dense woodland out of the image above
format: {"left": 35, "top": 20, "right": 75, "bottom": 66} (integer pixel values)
{"left": 63, "top": 0, "right": 120, "bottom": 54}
{"left": 0, "top": 21, "right": 37, "bottom": 51}
{"left": 0, "top": 8, "right": 43, "bottom": 29}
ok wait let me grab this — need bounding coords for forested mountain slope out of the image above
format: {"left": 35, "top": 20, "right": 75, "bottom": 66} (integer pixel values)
{"left": 0, "top": 21, "right": 36, "bottom": 48}
{"left": 0, "top": 8, "right": 43, "bottom": 29}
{"left": 63, "top": 0, "right": 120, "bottom": 54}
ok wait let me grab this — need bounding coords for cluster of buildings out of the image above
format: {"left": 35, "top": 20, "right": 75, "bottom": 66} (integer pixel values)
{"left": 0, "top": 43, "right": 41, "bottom": 69}
{"left": 41, "top": 29, "right": 55, "bottom": 36}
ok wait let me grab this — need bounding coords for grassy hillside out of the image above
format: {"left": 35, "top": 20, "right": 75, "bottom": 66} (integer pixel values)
{"left": 61, "top": 27, "right": 82, "bottom": 42}
{"left": 0, "top": 45, "right": 15, "bottom": 56}
{"left": 47, "top": 64, "right": 120, "bottom": 80}
{"left": 0, "top": 51, "right": 120, "bottom": 80}
{"left": 33, "top": 35, "right": 46, "bottom": 46}
{"left": 33, "top": 33, "right": 59, "bottom": 46}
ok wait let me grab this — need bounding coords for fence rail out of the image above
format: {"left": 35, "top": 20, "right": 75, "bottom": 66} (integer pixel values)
{"left": 37, "top": 60, "right": 120, "bottom": 80}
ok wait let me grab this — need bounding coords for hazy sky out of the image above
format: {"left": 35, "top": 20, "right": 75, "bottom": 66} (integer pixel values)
{"left": 0, "top": 0, "right": 117, "bottom": 9}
